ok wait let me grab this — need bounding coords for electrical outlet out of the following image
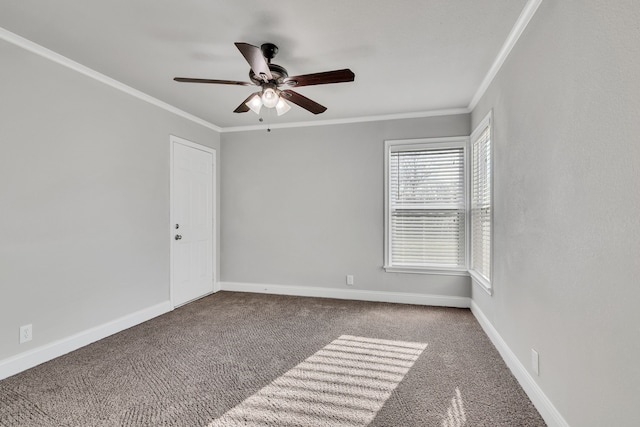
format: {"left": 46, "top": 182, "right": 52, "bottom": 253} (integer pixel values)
{"left": 20, "top": 324, "right": 32, "bottom": 344}
{"left": 346, "top": 275, "right": 354, "bottom": 286}
{"left": 531, "top": 349, "right": 539, "bottom": 376}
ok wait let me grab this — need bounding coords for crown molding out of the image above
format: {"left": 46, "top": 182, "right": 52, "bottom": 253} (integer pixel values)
{"left": 222, "top": 0, "right": 544, "bottom": 132}
{"left": 220, "top": 107, "right": 471, "bottom": 133}
{"left": 468, "top": 0, "right": 544, "bottom": 111}
{"left": 0, "top": 27, "right": 222, "bottom": 133}
{"left": 2, "top": 0, "right": 542, "bottom": 133}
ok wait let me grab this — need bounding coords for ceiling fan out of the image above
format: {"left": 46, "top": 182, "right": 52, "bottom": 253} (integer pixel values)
{"left": 174, "top": 42, "right": 355, "bottom": 116}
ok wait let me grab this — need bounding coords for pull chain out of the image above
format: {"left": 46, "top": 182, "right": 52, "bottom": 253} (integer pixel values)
{"left": 259, "top": 108, "right": 273, "bottom": 132}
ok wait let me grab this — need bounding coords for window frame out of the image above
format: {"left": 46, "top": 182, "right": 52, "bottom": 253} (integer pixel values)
{"left": 383, "top": 136, "right": 470, "bottom": 276}
{"left": 469, "top": 111, "right": 494, "bottom": 295}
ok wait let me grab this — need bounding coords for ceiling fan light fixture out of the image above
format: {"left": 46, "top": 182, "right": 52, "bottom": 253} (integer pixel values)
{"left": 261, "top": 86, "right": 279, "bottom": 108}
{"left": 275, "top": 98, "right": 291, "bottom": 116}
{"left": 175, "top": 42, "right": 355, "bottom": 116}
{"left": 246, "top": 93, "right": 263, "bottom": 114}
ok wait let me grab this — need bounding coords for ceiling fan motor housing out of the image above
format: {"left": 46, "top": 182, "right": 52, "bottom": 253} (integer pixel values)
{"left": 250, "top": 63, "right": 288, "bottom": 85}
{"left": 249, "top": 43, "right": 290, "bottom": 86}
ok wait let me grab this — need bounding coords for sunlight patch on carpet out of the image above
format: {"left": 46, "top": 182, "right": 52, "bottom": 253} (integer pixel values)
{"left": 442, "top": 387, "right": 466, "bottom": 427}
{"left": 206, "top": 335, "right": 427, "bottom": 427}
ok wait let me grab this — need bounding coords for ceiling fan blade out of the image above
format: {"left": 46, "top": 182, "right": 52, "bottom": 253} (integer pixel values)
{"left": 281, "top": 90, "right": 327, "bottom": 114}
{"left": 174, "top": 77, "right": 252, "bottom": 86}
{"left": 233, "top": 91, "right": 261, "bottom": 113}
{"left": 234, "top": 42, "right": 273, "bottom": 81}
{"left": 282, "top": 69, "right": 355, "bottom": 87}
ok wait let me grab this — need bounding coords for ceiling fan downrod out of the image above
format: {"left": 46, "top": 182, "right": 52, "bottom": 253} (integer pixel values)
{"left": 260, "top": 43, "right": 278, "bottom": 64}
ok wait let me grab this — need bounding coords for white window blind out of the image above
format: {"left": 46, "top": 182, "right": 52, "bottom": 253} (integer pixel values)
{"left": 387, "top": 143, "right": 466, "bottom": 270}
{"left": 470, "top": 118, "right": 492, "bottom": 284}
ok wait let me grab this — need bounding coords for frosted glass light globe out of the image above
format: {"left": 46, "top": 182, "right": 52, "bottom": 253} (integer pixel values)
{"left": 262, "top": 87, "right": 279, "bottom": 108}
{"left": 275, "top": 98, "right": 291, "bottom": 116}
{"left": 245, "top": 94, "right": 263, "bottom": 114}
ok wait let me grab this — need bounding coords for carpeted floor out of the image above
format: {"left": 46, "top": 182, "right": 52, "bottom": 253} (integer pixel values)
{"left": 0, "top": 292, "right": 546, "bottom": 426}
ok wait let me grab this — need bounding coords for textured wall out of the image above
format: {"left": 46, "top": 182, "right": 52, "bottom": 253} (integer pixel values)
{"left": 0, "top": 38, "right": 220, "bottom": 362}
{"left": 220, "top": 115, "right": 472, "bottom": 298}
{"left": 471, "top": 1, "right": 640, "bottom": 425}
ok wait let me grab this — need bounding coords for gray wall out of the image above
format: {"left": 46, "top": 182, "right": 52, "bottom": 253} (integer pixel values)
{"left": 471, "top": 1, "right": 640, "bottom": 425}
{"left": 0, "top": 38, "right": 220, "bottom": 361}
{"left": 221, "top": 115, "right": 471, "bottom": 298}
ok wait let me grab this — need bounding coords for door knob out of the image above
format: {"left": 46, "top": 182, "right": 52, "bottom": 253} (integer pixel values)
{"left": 175, "top": 234, "right": 182, "bottom": 240}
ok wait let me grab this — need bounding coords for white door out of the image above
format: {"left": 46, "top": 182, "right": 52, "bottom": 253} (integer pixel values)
{"left": 170, "top": 137, "right": 215, "bottom": 307}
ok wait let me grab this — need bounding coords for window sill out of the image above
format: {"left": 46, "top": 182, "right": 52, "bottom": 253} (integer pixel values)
{"left": 469, "top": 269, "right": 493, "bottom": 295}
{"left": 383, "top": 265, "right": 470, "bottom": 277}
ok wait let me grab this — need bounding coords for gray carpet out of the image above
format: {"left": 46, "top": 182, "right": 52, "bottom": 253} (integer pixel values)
{"left": 0, "top": 292, "right": 546, "bottom": 426}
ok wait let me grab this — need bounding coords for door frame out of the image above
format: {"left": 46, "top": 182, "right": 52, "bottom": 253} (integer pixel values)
{"left": 169, "top": 134, "right": 217, "bottom": 308}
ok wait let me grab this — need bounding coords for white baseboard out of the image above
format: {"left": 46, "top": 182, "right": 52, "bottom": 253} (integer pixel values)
{"left": 219, "top": 281, "right": 471, "bottom": 308}
{"left": 470, "top": 301, "right": 569, "bottom": 427}
{"left": 0, "top": 301, "right": 173, "bottom": 381}
{"left": 0, "top": 287, "right": 567, "bottom": 426}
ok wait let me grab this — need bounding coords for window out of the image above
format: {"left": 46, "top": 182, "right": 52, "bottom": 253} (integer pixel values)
{"left": 384, "top": 137, "right": 468, "bottom": 274}
{"left": 469, "top": 112, "right": 493, "bottom": 293}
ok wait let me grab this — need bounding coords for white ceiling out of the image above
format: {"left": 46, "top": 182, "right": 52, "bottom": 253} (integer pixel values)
{"left": 0, "top": 0, "right": 529, "bottom": 130}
